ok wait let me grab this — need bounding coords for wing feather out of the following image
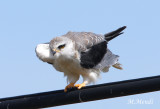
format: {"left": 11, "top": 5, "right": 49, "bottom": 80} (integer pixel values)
{"left": 94, "top": 49, "right": 120, "bottom": 72}
{"left": 35, "top": 43, "right": 54, "bottom": 64}
{"left": 63, "top": 31, "right": 105, "bottom": 52}
{"left": 62, "top": 32, "right": 107, "bottom": 69}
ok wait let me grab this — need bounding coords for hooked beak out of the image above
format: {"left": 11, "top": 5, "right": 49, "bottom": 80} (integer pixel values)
{"left": 51, "top": 49, "right": 60, "bottom": 55}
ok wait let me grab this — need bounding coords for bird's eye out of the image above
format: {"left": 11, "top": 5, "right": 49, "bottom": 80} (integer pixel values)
{"left": 58, "top": 44, "right": 66, "bottom": 49}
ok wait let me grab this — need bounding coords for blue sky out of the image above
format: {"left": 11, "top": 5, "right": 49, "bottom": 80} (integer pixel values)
{"left": 0, "top": 0, "right": 160, "bottom": 109}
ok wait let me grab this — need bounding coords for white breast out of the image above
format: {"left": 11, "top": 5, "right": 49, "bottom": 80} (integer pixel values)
{"left": 53, "top": 54, "right": 83, "bottom": 74}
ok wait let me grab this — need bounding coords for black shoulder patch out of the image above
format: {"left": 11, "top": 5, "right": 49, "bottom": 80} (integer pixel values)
{"left": 80, "top": 41, "right": 107, "bottom": 69}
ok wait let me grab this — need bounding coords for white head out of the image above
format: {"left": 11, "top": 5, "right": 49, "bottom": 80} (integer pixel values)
{"left": 49, "top": 37, "right": 75, "bottom": 58}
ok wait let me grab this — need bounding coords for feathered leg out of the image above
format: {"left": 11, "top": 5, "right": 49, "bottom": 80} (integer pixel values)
{"left": 64, "top": 73, "right": 80, "bottom": 92}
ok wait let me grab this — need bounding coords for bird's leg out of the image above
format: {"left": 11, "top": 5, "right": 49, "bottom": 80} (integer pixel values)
{"left": 75, "top": 82, "right": 86, "bottom": 89}
{"left": 64, "top": 82, "right": 75, "bottom": 92}
{"left": 112, "top": 62, "right": 123, "bottom": 70}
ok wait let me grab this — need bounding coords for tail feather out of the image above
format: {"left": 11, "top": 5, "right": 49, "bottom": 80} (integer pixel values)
{"left": 105, "top": 26, "right": 126, "bottom": 42}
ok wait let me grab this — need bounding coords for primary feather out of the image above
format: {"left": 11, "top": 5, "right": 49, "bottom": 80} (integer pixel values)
{"left": 35, "top": 26, "right": 126, "bottom": 88}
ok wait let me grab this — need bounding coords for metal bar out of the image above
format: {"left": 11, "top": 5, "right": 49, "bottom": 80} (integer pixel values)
{"left": 0, "top": 75, "right": 160, "bottom": 109}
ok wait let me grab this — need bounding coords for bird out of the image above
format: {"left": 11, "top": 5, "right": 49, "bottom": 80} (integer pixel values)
{"left": 35, "top": 26, "right": 126, "bottom": 92}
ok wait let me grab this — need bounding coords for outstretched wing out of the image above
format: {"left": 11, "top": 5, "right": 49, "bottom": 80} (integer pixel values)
{"left": 35, "top": 43, "right": 54, "bottom": 64}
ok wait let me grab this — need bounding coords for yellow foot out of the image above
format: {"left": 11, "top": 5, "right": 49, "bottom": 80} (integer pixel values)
{"left": 75, "top": 82, "right": 86, "bottom": 89}
{"left": 112, "top": 63, "right": 123, "bottom": 70}
{"left": 64, "top": 83, "right": 75, "bottom": 92}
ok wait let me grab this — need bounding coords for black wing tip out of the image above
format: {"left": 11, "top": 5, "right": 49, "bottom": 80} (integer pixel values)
{"left": 118, "top": 26, "right": 127, "bottom": 33}
{"left": 120, "top": 26, "right": 127, "bottom": 30}
{"left": 105, "top": 26, "right": 127, "bottom": 42}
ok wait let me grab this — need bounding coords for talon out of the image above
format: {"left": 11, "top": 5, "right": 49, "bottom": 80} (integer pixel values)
{"left": 75, "top": 82, "right": 86, "bottom": 89}
{"left": 112, "top": 63, "right": 123, "bottom": 70}
{"left": 64, "top": 83, "right": 75, "bottom": 92}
